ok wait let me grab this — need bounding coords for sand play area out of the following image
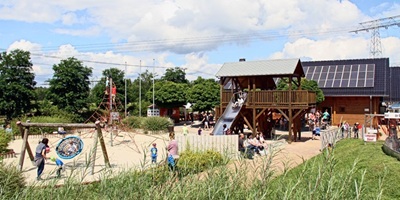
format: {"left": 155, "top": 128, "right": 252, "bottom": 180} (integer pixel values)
{"left": 3, "top": 124, "right": 324, "bottom": 185}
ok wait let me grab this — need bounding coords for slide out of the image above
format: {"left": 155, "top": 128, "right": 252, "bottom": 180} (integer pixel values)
{"left": 212, "top": 93, "right": 247, "bottom": 135}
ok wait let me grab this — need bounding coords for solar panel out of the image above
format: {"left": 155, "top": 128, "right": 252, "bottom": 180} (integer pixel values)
{"left": 304, "top": 64, "right": 375, "bottom": 88}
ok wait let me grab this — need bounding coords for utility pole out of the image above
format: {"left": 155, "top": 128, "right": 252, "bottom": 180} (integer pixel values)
{"left": 152, "top": 59, "right": 155, "bottom": 116}
{"left": 139, "top": 60, "right": 142, "bottom": 117}
{"left": 124, "top": 62, "right": 127, "bottom": 118}
{"left": 350, "top": 15, "right": 400, "bottom": 58}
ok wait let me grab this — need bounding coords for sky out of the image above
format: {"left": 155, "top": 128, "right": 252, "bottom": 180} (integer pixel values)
{"left": 1, "top": 0, "right": 400, "bottom": 87}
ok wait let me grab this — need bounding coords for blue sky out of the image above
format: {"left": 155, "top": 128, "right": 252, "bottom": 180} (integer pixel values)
{"left": 1, "top": 0, "right": 400, "bottom": 86}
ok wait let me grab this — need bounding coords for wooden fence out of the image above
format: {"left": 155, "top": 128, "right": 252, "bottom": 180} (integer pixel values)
{"left": 320, "top": 128, "right": 341, "bottom": 151}
{"left": 176, "top": 135, "right": 239, "bottom": 158}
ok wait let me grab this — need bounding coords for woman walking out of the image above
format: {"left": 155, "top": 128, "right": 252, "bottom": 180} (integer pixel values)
{"left": 35, "top": 138, "right": 50, "bottom": 180}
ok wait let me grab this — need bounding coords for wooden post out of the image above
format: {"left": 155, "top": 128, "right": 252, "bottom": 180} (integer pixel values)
{"left": 252, "top": 77, "right": 257, "bottom": 136}
{"left": 17, "top": 121, "right": 34, "bottom": 171}
{"left": 288, "top": 76, "right": 293, "bottom": 143}
{"left": 96, "top": 121, "right": 111, "bottom": 168}
{"left": 18, "top": 126, "right": 29, "bottom": 171}
{"left": 91, "top": 124, "right": 99, "bottom": 175}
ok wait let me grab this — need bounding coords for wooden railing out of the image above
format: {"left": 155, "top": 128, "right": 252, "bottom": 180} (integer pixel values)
{"left": 221, "top": 90, "right": 316, "bottom": 108}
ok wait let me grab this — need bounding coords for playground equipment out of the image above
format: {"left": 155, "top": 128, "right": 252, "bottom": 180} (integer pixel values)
{"left": 212, "top": 92, "right": 247, "bottom": 135}
{"left": 55, "top": 136, "right": 84, "bottom": 159}
{"left": 16, "top": 121, "right": 111, "bottom": 175}
{"left": 84, "top": 77, "right": 140, "bottom": 152}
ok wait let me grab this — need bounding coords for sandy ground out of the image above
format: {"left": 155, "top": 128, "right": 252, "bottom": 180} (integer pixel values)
{"left": 3, "top": 123, "right": 331, "bottom": 186}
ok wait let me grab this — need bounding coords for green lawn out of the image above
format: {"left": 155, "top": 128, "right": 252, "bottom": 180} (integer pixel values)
{"left": 265, "top": 139, "right": 400, "bottom": 199}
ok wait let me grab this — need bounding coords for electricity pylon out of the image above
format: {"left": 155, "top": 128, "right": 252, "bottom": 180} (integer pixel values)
{"left": 350, "top": 15, "right": 400, "bottom": 58}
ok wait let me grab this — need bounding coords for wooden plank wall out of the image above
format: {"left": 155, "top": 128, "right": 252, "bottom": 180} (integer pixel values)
{"left": 318, "top": 96, "right": 381, "bottom": 125}
{"left": 176, "top": 135, "right": 239, "bottom": 158}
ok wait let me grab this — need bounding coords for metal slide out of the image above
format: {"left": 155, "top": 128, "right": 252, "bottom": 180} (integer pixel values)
{"left": 212, "top": 93, "right": 247, "bottom": 135}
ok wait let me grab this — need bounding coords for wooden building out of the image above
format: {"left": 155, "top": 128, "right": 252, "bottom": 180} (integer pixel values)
{"left": 214, "top": 58, "right": 316, "bottom": 142}
{"left": 302, "top": 58, "right": 400, "bottom": 125}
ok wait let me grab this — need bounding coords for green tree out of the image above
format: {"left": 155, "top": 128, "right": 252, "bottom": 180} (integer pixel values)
{"left": 152, "top": 81, "right": 188, "bottom": 108}
{"left": 0, "top": 49, "right": 36, "bottom": 120}
{"left": 48, "top": 57, "right": 92, "bottom": 113}
{"left": 186, "top": 77, "right": 220, "bottom": 111}
{"left": 276, "top": 78, "right": 325, "bottom": 104}
{"left": 161, "top": 67, "right": 188, "bottom": 84}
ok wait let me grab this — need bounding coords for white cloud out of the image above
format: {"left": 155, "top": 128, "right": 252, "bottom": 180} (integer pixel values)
{"left": 269, "top": 36, "right": 369, "bottom": 60}
{"left": 180, "top": 53, "right": 219, "bottom": 80}
{"left": 53, "top": 26, "right": 101, "bottom": 36}
{"left": 270, "top": 34, "right": 400, "bottom": 65}
{"left": 0, "top": 0, "right": 371, "bottom": 54}
{"left": 7, "top": 40, "right": 42, "bottom": 52}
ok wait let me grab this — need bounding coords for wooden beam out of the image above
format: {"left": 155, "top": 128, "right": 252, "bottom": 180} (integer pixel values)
{"left": 17, "top": 122, "right": 34, "bottom": 171}
{"left": 252, "top": 77, "right": 257, "bottom": 136}
{"left": 255, "top": 108, "right": 268, "bottom": 121}
{"left": 293, "top": 109, "right": 304, "bottom": 120}
{"left": 18, "top": 127, "right": 29, "bottom": 171}
{"left": 276, "top": 108, "right": 289, "bottom": 120}
{"left": 19, "top": 123, "right": 97, "bottom": 128}
{"left": 96, "top": 121, "right": 111, "bottom": 168}
{"left": 288, "top": 76, "right": 293, "bottom": 143}
{"left": 240, "top": 112, "right": 253, "bottom": 132}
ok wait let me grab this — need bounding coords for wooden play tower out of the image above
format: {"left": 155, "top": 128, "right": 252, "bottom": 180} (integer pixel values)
{"left": 215, "top": 58, "right": 317, "bottom": 142}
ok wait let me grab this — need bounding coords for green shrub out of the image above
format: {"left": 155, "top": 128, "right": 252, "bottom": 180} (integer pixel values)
{"left": 0, "top": 163, "right": 25, "bottom": 199}
{"left": 178, "top": 149, "right": 224, "bottom": 176}
{"left": 122, "top": 116, "right": 144, "bottom": 129}
{"left": 37, "top": 100, "right": 82, "bottom": 122}
{"left": 0, "top": 130, "right": 11, "bottom": 153}
{"left": 142, "top": 117, "right": 173, "bottom": 133}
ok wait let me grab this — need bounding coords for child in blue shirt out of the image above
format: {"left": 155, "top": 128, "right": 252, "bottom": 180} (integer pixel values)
{"left": 151, "top": 143, "right": 158, "bottom": 164}
{"left": 51, "top": 157, "right": 64, "bottom": 178}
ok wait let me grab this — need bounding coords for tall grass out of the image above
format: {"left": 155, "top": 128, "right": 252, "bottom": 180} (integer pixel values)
{"left": 2, "top": 139, "right": 399, "bottom": 199}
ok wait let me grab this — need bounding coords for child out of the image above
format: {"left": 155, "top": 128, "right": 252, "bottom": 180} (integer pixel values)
{"left": 198, "top": 127, "right": 202, "bottom": 136}
{"left": 151, "top": 143, "right": 158, "bottom": 164}
{"left": 50, "top": 157, "right": 64, "bottom": 178}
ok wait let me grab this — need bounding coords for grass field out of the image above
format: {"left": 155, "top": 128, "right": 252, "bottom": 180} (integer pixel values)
{"left": 2, "top": 139, "right": 399, "bottom": 199}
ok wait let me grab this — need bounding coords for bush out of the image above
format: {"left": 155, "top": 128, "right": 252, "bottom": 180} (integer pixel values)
{"left": 142, "top": 117, "right": 173, "bottom": 133}
{"left": 0, "top": 130, "right": 11, "bottom": 153}
{"left": 122, "top": 116, "right": 144, "bottom": 129}
{"left": 0, "top": 163, "right": 25, "bottom": 199}
{"left": 178, "top": 149, "right": 224, "bottom": 176}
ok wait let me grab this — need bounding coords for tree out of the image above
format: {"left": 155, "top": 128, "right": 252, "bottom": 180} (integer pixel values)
{"left": 161, "top": 67, "right": 188, "bottom": 84}
{"left": 186, "top": 77, "right": 220, "bottom": 111}
{"left": 152, "top": 81, "right": 188, "bottom": 108}
{"left": 0, "top": 49, "right": 36, "bottom": 120}
{"left": 276, "top": 78, "right": 325, "bottom": 104}
{"left": 48, "top": 57, "right": 92, "bottom": 113}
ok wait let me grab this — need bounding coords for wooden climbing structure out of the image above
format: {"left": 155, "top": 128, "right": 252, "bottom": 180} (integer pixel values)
{"left": 215, "top": 58, "right": 317, "bottom": 142}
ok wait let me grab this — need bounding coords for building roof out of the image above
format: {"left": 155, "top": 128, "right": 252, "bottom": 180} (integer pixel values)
{"left": 302, "top": 58, "right": 390, "bottom": 97}
{"left": 216, "top": 58, "right": 302, "bottom": 77}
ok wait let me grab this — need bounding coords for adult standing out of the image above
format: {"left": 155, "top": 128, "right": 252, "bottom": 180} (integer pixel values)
{"left": 35, "top": 138, "right": 50, "bottom": 180}
{"left": 166, "top": 132, "right": 179, "bottom": 170}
